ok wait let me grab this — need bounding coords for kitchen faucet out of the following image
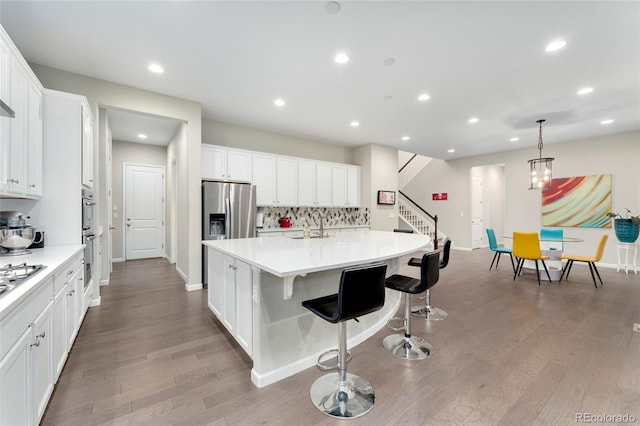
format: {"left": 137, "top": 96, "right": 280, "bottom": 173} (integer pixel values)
{"left": 310, "top": 208, "right": 327, "bottom": 238}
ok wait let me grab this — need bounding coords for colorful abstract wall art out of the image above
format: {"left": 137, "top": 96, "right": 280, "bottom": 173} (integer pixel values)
{"left": 541, "top": 174, "right": 612, "bottom": 227}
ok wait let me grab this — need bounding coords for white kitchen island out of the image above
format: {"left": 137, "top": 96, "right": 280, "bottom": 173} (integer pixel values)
{"left": 202, "top": 230, "right": 430, "bottom": 387}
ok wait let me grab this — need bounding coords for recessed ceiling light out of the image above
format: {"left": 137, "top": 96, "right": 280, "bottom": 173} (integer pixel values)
{"left": 325, "top": 1, "right": 341, "bottom": 14}
{"left": 601, "top": 119, "right": 614, "bottom": 125}
{"left": 577, "top": 87, "right": 594, "bottom": 95}
{"left": 510, "top": 137, "right": 519, "bottom": 142}
{"left": 468, "top": 117, "right": 479, "bottom": 124}
{"left": 350, "top": 121, "right": 359, "bottom": 127}
{"left": 274, "top": 98, "right": 286, "bottom": 107}
{"left": 545, "top": 40, "right": 566, "bottom": 52}
{"left": 334, "top": 53, "right": 349, "bottom": 64}
{"left": 401, "top": 136, "right": 410, "bottom": 141}
{"left": 417, "top": 93, "right": 430, "bottom": 102}
{"left": 448, "top": 149, "right": 455, "bottom": 153}
{"left": 137, "top": 133, "right": 148, "bottom": 139}
{"left": 148, "top": 63, "right": 164, "bottom": 74}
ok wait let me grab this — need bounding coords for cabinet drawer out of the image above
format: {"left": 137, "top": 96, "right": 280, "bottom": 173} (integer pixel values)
{"left": 53, "top": 255, "right": 82, "bottom": 294}
{"left": 0, "top": 277, "right": 52, "bottom": 360}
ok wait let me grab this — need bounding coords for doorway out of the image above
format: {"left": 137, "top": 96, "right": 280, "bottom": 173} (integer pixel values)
{"left": 124, "top": 163, "right": 165, "bottom": 259}
{"left": 470, "top": 164, "right": 506, "bottom": 249}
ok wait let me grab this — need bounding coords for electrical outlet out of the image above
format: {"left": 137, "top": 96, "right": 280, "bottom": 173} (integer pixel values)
{"left": 633, "top": 323, "right": 640, "bottom": 333}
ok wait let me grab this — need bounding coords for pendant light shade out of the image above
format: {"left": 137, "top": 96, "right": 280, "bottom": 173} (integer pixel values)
{"left": 528, "top": 119, "right": 554, "bottom": 189}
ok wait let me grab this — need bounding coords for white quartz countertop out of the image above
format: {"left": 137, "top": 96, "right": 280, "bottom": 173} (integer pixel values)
{"left": 203, "top": 230, "right": 430, "bottom": 277}
{"left": 0, "top": 245, "right": 84, "bottom": 318}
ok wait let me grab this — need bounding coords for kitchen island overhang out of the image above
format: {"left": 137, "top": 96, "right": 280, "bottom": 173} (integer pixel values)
{"left": 203, "top": 230, "right": 430, "bottom": 387}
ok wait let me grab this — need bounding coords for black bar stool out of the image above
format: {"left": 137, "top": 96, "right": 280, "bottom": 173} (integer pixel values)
{"left": 301, "top": 263, "right": 387, "bottom": 419}
{"left": 410, "top": 238, "right": 451, "bottom": 320}
{"left": 383, "top": 251, "right": 440, "bottom": 360}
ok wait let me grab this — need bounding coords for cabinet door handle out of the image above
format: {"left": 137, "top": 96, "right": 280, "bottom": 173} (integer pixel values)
{"left": 38, "top": 332, "right": 46, "bottom": 339}
{"left": 30, "top": 340, "right": 40, "bottom": 348}
{"left": 29, "top": 184, "right": 36, "bottom": 188}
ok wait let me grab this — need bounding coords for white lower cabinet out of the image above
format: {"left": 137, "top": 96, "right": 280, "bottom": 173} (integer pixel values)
{"left": 207, "top": 250, "right": 253, "bottom": 356}
{"left": 31, "top": 301, "right": 53, "bottom": 424}
{"left": 0, "top": 251, "right": 86, "bottom": 426}
{"left": 233, "top": 260, "right": 253, "bottom": 355}
{"left": 52, "top": 283, "right": 68, "bottom": 380}
{"left": 0, "top": 328, "right": 30, "bottom": 426}
{"left": 0, "top": 277, "right": 53, "bottom": 426}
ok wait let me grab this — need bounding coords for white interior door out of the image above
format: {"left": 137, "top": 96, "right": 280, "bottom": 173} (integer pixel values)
{"left": 471, "top": 175, "right": 483, "bottom": 249}
{"left": 124, "top": 164, "right": 165, "bottom": 260}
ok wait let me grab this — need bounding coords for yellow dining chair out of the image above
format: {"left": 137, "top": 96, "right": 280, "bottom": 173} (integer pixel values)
{"left": 512, "top": 232, "right": 551, "bottom": 285}
{"left": 559, "top": 234, "right": 608, "bottom": 288}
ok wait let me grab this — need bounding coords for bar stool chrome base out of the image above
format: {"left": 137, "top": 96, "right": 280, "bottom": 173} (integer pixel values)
{"left": 383, "top": 334, "right": 433, "bottom": 360}
{"left": 411, "top": 305, "right": 448, "bottom": 320}
{"left": 309, "top": 372, "right": 375, "bottom": 419}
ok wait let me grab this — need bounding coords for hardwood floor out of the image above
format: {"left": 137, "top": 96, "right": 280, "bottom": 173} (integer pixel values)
{"left": 42, "top": 250, "right": 640, "bottom": 425}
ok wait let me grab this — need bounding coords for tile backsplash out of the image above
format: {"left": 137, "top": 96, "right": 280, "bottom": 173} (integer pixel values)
{"left": 258, "top": 207, "right": 369, "bottom": 229}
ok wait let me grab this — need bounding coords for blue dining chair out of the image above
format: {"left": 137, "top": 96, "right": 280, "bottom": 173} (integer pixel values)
{"left": 486, "top": 228, "right": 515, "bottom": 272}
{"left": 540, "top": 228, "right": 563, "bottom": 252}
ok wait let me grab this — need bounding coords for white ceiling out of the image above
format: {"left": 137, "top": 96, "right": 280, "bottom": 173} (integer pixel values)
{"left": 2, "top": 1, "right": 639, "bottom": 158}
{"left": 107, "top": 109, "right": 182, "bottom": 146}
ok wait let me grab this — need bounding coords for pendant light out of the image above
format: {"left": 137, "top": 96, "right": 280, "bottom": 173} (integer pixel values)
{"left": 528, "top": 119, "right": 554, "bottom": 189}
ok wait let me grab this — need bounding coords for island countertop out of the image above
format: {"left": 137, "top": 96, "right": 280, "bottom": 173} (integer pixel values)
{"left": 202, "top": 230, "right": 430, "bottom": 277}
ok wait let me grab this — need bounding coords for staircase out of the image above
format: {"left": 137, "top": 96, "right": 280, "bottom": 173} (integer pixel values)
{"left": 397, "top": 152, "right": 446, "bottom": 247}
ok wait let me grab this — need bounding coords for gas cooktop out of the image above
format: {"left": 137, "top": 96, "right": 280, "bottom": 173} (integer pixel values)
{"left": 0, "top": 263, "right": 46, "bottom": 298}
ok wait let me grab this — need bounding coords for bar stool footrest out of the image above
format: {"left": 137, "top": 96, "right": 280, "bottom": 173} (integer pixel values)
{"left": 316, "top": 348, "right": 352, "bottom": 371}
{"left": 386, "top": 316, "right": 406, "bottom": 332}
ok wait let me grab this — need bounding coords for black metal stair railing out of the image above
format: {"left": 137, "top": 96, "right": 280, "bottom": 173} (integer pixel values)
{"left": 398, "top": 190, "right": 439, "bottom": 249}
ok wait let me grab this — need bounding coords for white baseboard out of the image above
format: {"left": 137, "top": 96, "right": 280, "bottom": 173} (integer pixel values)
{"left": 176, "top": 265, "right": 187, "bottom": 281}
{"left": 89, "top": 296, "right": 101, "bottom": 307}
{"left": 99, "top": 279, "right": 109, "bottom": 286}
{"left": 185, "top": 282, "right": 203, "bottom": 291}
{"left": 112, "top": 258, "right": 125, "bottom": 263}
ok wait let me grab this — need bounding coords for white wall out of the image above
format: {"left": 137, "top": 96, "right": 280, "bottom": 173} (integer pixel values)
{"left": 203, "top": 119, "right": 352, "bottom": 164}
{"left": 403, "top": 130, "right": 640, "bottom": 264}
{"left": 353, "top": 144, "right": 399, "bottom": 231}
{"left": 111, "top": 141, "right": 167, "bottom": 260}
{"left": 30, "top": 64, "right": 202, "bottom": 286}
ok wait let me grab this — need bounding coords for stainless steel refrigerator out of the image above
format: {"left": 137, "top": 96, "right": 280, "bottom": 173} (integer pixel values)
{"left": 202, "top": 181, "right": 256, "bottom": 288}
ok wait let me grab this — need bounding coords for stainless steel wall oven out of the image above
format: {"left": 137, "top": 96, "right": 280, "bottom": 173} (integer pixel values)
{"left": 82, "top": 189, "right": 95, "bottom": 289}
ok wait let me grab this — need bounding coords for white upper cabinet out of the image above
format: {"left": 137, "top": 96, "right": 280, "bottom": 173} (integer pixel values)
{"left": 202, "top": 145, "right": 226, "bottom": 180}
{"left": 0, "top": 25, "right": 43, "bottom": 199}
{"left": 202, "top": 144, "right": 361, "bottom": 209}
{"left": 201, "top": 145, "right": 252, "bottom": 182}
{"left": 276, "top": 157, "right": 297, "bottom": 206}
{"left": 298, "top": 160, "right": 333, "bottom": 207}
{"left": 297, "top": 160, "right": 316, "bottom": 206}
{"left": 332, "top": 165, "right": 361, "bottom": 207}
{"left": 226, "top": 149, "right": 252, "bottom": 182}
{"left": 253, "top": 154, "right": 298, "bottom": 207}
{"left": 252, "top": 153, "right": 277, "bottom": 206}
{"left": 81, "top": 103, "right": 94, "bottom": 188}
{"left": 346, "top": 166, "right": 361, "bottom": 207}
{"left": 26, "top": 79, "right": 42, "bottom": 196}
